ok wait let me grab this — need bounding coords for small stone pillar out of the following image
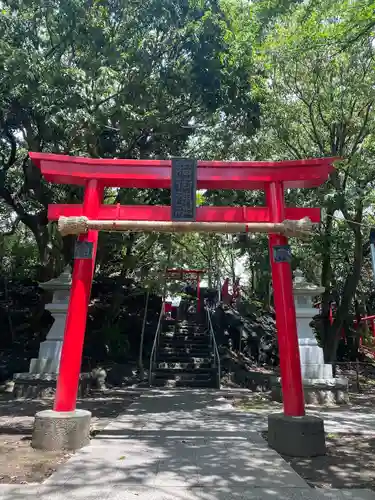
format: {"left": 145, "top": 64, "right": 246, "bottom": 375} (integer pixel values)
{"left": 13, "top": 267, "right": 93, "bottom": 399}
{"left": 292, "top": 270, "right": 348, "bottom": 405}
{"left": 293, "top": 270, "right": 332, "bottom": 380}
{"left": 29, "top": 266, "right": 72, "bottom": 374}
{"left": 271, "top": 269, "right": 348, "bottom": 405}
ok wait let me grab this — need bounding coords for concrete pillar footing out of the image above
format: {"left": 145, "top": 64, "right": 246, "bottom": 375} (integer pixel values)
{"left": 32, "top": 409, "right": 91, "bottom": 451}
{"left": 267, "top": 412, "right": 326, "bottom": 457}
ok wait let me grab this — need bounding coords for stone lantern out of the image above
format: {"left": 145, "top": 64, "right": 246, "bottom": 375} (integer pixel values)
{"left": 293, "top": 269, "right": 332, "bottom": 379}
{"left": 292, "top": 269, "right": 348, "bottom": 404}
{"left": 29, "top": 266, "right": 72, "bottom": 374}
{"left": 13, "top": 267, "right": 72, "bottom": 398}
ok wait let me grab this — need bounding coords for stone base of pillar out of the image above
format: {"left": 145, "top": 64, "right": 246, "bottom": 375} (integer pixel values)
{"left": 32, "top": 409, "right": 91, "bottom": 451}
{"left": 29, "top": 357, "right": 60, "bottom": 375}
{"left": 298, "top": 338, "right": 334, "bottom": 379}
{"left": 270, "top": 376, "right": 349, "bottom": 405}
{"left": 268, "top": 413, "right": 326, "bottom": 457}
{"left": 12, "top": 373, "right": 92, "bottom": 399}
{"left": 28, "top": 339, "right": 64, "bottom": 374}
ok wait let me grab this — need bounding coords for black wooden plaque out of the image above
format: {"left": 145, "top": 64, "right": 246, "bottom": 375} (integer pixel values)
{"left": 273, "top": 245, "right": 292, "bottom": 263}
{"left": 171, "top": 158, "right": 197, "bottom": 221}
{"left": 168, "top": 270, "right": 183, "bottom": 279}
{"left": 74, "top": 241, "right": 94, "bottom": 259}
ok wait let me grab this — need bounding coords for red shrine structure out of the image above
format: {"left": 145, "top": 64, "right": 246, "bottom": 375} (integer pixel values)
{"left": 166, "top": 268, "right": 205, "bottom": 312}
{"left": 29, "top": 152, "right": 336, "bottom": 420}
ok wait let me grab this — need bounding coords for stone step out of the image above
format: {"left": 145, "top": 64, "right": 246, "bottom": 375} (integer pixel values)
{"left": 152, "top": 377, "right": 216, "bottom": 388}
{"left": 162, "top": 332, "right": 209, "bottom": 339}
{"left": 158, "top": 352, "right": 212, "bottom": 360}
{"left": 155, "top": 361, "right": 213, "bottom": 370}
{"left": 156, "top": 347, "right": 212, "bottom": 360}
{"left": 156, "top": 355, "right": 212, "bottom": 363}
{"left": 174, "top": 334, "right": 207, "bottom": 340}
{"left": 177, "top": 325, "right": 205, "bottom": 330}
{"left": 162, "top": 326, "right": 177, "bottom": 332}
{"left": 161, "top": 339, "right": 210, "bottom": 346}
{"left": 163, "top": 331, "right": 208, "bottom": 337}
{"left": 176, "top": 322, "right": 204, "bottom": 327}
{"left": 171, "top": 333, "right": 207, "bottom": 339}
{"left": 153, "top": 369, "right": 214, "bottom": 380}
{"left": 153, "top": 370, "right": 214, "bottom": 379}
{"left": 154, "top": 366, "right": 215, "bottom": 375}
{"left": 176, "top": 328, "right": 206, "bottom": 334}
{"left": 154, "top": 318, "right": 215, "bottom": 391}
{"left": 159, "top": 340, "right": 210, "bottom": 348}
{"left": 159, "top": 342, "right": 210, "bottom": 349}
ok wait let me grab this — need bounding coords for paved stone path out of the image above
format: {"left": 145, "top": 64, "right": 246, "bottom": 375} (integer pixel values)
{"left": 0, "top": 389, "right": 374, "bottom": 499}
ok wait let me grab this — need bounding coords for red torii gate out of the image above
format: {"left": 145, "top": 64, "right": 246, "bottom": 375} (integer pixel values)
{"left": 165, "top": 268, "right": 205, "bottom": 312}
{"left": 29, "top": 152, "right": 335, "bottom": 419}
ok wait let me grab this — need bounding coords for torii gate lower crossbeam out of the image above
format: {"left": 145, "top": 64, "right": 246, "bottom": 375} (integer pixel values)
{"left": 29, "top": 153, "right": 335, "bottom": 454}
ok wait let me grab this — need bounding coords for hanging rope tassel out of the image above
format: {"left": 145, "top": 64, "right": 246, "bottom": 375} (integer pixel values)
{"left": 58, "top": 215, "right": 313, "bottom": 238}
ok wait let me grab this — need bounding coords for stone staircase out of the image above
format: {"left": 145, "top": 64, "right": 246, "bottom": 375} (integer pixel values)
{"left": 150, "top": 317, "right": 219, "bottom": 388}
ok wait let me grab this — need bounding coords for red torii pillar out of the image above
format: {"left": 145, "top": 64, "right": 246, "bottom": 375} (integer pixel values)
{"left": 54, "top": 180, "right": 103, "bottom": 411}
{"left": 29, "top": 152, "right": 336, "bottom": 454}
{"left": 266, "top": 182, "right": 304, "bottom": 416}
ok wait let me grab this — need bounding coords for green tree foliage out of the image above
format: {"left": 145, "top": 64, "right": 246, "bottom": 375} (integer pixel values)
{"left": 189, "top": 0, "right": 375, "bottom": 361}
{"left": 256, "top": 0, "right": 375, "bottom": 361}
{"left": 0, "top": 0, "right": 259, "bottom": 278}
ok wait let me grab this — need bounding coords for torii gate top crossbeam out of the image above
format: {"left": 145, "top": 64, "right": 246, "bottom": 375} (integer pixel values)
{"left": 166, "top": 268, "right": 205, "bottom": 275}
{"left": 29, "top": 153, "right": 336, "bottom": 189}
{"left": 166, "top": 269, "right": 205, "bottom": 280}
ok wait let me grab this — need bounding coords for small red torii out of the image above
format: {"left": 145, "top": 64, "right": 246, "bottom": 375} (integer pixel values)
{"left": 165, "top": 268, "right": 205, "bottom": 313}
{"left": 29, "top": 152, "right": 336, "bottom": 419}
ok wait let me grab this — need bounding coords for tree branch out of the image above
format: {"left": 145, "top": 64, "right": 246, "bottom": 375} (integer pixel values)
{"left": 340, "top": 20, "right": 375, "bottom": 52}
{"left": 349, "top": 101, "right": 373, "bottom": 157}
{"left": 307, "top": 103, "right": 325, "bottom": 154}
{"left": 1, "top": 215, "right": 21, "bottom": 236}
{"left": 0, "top": 128, "right": 17, "bottom": 171}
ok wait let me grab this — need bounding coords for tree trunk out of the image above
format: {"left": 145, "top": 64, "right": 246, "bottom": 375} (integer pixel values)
{"left": 4, "top": 276, "right": 15, "bottom": 345}
{"left": 320, "top": 205, "right": 334, "bottom": 350}
{"left": 324, "top": 223, "right": 363, "bottom": 362}
{"left": 251, "top": 267, "right": 256, "bottom": 295}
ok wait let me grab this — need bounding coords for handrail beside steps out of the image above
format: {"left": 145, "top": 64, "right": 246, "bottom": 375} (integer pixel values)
{"left": 149, "top": 302, "right": 165, "bottom": 385}
{"left": 205, "top": 305, "right": 221, "bottom": 389}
